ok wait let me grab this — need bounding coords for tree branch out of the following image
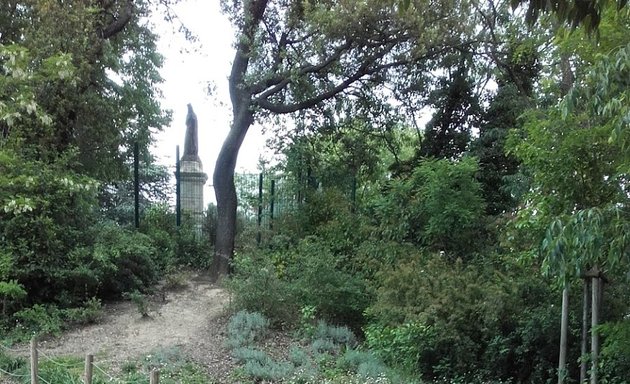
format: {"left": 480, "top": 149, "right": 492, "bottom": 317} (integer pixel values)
{"left": 230, "top": 0, "right": 270, "bottom": 111}
{"left": 101, "top": 0, "right": 134, "bottom": 39}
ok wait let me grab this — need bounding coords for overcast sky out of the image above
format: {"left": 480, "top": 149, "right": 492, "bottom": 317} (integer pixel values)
{"left": 151, "top": 0, "right": 268, "bottom": 204}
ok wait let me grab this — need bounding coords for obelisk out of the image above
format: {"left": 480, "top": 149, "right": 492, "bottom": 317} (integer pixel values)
{"left": 179, "top": 104, "right": 207, "bottom": 235}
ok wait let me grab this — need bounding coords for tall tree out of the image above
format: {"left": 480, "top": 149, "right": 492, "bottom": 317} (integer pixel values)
{"left": 419, "top": 54, "right": 481, "bottom": 160}
{"left": 0, "top": 0, "right": 171, "bottom": 182}
{"left": 213, "top": 0, "right": 481, "bottom": 278}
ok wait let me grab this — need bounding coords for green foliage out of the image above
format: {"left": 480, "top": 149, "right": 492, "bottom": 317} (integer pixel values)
{"left": 62, "top": 297, "right": 102, "bottom": 326}
{"left": 367, "top": 252, "right": 563, "bottom": 382}
{"left": 241, "top": 358, "right": 294, "bottom": 382}
{"left": 12, "top": 304, "right": 64, "bottom": 338}
{"left": 140, "top": 204, "right": 212, "bottom": 269}
{"left": 419, "top": 54, "right": 480, "bottom": 160}
{"left": 92, "top": 221, "right": 159, "bottom": 298}
{"left": 226, "top": 311, "right": 270, "bottom": 349}
{"left": 312, "top": 321, "right": 357, "bottom": 352}
{"left": 283, "top": 238, "right": 372, "bottom": 328}
{"left": 122, "top": 347, "right": 211, "bottom": 384}
{"left": 337, "top": 349, "right": 391, "bottom": 380}
{"left": 124, "top": 290, "right": 150, "bottom": 318}
{"left": 599, "top": 320, "right": 630, "bottom": 383}
{"left": 0, "top": 149, "right": 99, "bottom": 307}
{"left": 227, "top": 253, "right": 298, "bottom": 326}
{"left": 373, "top": 157, "right": 486, "bottom": 257}
{"left": 0, "top": 348, "right": 25, "bottom": 373}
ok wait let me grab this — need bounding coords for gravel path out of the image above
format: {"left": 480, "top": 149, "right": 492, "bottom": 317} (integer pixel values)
{"left": 2, "top": 273, "right": 237, "bottom": 383}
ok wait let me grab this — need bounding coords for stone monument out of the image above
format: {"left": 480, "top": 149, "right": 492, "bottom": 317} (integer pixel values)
{"left": 179, "top": 103, "right": 207, "bottom": 235}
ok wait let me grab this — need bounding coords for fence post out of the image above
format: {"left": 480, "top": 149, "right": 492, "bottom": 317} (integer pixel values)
{"left": 84, "top": 354, "right": 93, "bottom": 384}
{"left": 30, "top": 338, "right": 38, "bottom": 384}
{"left": 176, "top": 145, "right": 181, "bottom": 227}
{"left": 257, "top": 172, "right": 263, "bottom": 246}
{"left": 150, "top": 369, "right": 159, "bottom": 384}
{"left": 269, "top": 179, "right": 275, "bottom": 230}
{"left": 134, "top": 141, "right": 140, "bottom": 229}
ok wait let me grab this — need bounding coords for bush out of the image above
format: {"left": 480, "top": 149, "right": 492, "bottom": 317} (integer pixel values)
{"left": 12, "top": 304, "right": 64, "bottom": 338}
{"left": 599, "top": 320, "right": 630, "bottom": 384}
{"left": 92, "top": 221, "right": 160, "bottom": 298}
{"left": 232, "top": 346, "right": 271, "bottom": 364}
{"left": 242, "top": 358, "right": 294, "bottom": 381}
{"left": 366, "top": 252, "right": 565, "bottom": 382}
{"left": 0, "top": 149, "right": 99, "bottom": 308}
{"left": 337, "top": 349, "right": 393, "bottom": 381}
{"left": 312, "top": 321, "right": 357, "bottom": 350}
{"left": 226, "top": 311, "right": 270, "bottom": 349}
{"left": 124, "top": 290, "right": 151, "bottom": 318}
{"left": 283, "top": 237, "right": 372, "bottom": 329}
{"left": 227, "top": 254, "right": 299, "bottom": 326}
{"left": 62, "top": 297, "right": 102, "bottom": 325}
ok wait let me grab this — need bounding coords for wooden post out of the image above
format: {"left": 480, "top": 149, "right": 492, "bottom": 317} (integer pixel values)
{"left": 591, "top": 275, "right": 600, "bottom": 384}
{"left": 30, "top": 338, "right": 38, "bottom": 384}
{"left": 558, "top": 286, "right": 569, "bottom": 384}
{"left": 84, "top": 354, "right": 93, "bottom": 384}
{"left": 150, "top": 369, "right": 159, "bottom": 384}
{"left": 580, "top": 278, "right": 591, "bottom": 383}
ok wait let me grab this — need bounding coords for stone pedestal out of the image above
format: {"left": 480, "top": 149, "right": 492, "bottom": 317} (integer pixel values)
{"left": 180, "top": 155, "right": 207, "bottom": 236}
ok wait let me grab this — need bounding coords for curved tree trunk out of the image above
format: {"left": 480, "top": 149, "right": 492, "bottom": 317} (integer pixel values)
{"left": 209, "top": 0, "right": 268, "bottom": 281}
{"left": 210, "top": 108, "right": 253, "bottom": 281}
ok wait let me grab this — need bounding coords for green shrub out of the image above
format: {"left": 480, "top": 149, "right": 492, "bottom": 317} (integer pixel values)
{"left": 92, "top": 221, "right": 159, "bottom": 298}
{"left": 311, "top": 338, "right": 338, "bottom": 354}
{"left": 366, "top": 252, "right": 565, "bottom": 382}
{"left": 242, "top": 359, "right": 294, "bottom": 381}
{"left": 0, "top": 150, "right": 99, "bottom": 308}
{"left": 0, "top": 349, "right": 25, "bottom": 373}
{"left": 337, "top": 349, "right": 388, "bottom": 378}
{"left": 124, "top": 290, "right": 150, "bottom": 318}
{"left": 13, "top": 304, "right": 63, "bottom": 338}
{"left": 599, "top": 320, "right": 630, "bottom": 384}
{"left": 313, "top": 321, "right": 357, "bottom": 349}
{"left": 284, "top": 237, "right": 372, "bottom": 329}
{"left": 226, "top": 311, "right": 270, "bottom": 349}
{"left": 232, "top": 346, "right": 271, "bottom": 364}
{"left": 289, "top": 345, "right": 311, "bottom": 367}
{"left": 175, "top": 218, "right": 211, "bottom": 269}
{"left": 62, "top": 297, "right": 102, "bottom": 325}
{"left": 227, "top": 254, "right": 298, "bottom": 326}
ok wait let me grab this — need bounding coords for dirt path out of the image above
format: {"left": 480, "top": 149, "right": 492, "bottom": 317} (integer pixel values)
{"left": 4, "top": 273, "right": 237, "bottom": 383}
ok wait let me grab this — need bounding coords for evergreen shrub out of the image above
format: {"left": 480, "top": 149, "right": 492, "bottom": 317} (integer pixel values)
{"left": 226, "top": 311, "right": 270, "bottom": 349}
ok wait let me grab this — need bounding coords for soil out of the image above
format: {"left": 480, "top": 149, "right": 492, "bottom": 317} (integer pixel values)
{"left": 1, "top": 272, "right": 238, "bottom": 383}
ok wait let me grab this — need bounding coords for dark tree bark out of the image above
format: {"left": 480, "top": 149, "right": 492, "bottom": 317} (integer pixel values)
{"left": 211, "top": 0, "right": 268, "bottom": 280}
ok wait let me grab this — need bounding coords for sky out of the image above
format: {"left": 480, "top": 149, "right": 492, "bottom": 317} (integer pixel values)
{"left": 151, "top": 0, "right": 269, "bottom": 204}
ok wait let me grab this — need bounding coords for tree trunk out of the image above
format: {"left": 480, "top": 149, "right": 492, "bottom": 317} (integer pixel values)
{"left": 590, "top": 275, "right": 601, "bottom": 384}
{"left": 580, "top": 278, "right": 591, "bottom": 383}
{"left": 558, "top": 285, "right": 569, "bottom": 384}
{"left": 210, "top": 108, "right": 253, "bottom": 281}
{"left": 210, "top": 0, "right": 268, "bottom": 281}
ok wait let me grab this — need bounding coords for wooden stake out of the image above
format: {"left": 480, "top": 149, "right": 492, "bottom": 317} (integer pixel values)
{"left": 84, "top": 354, "right": 94, "bottom": 384}
{"left": 580, "top": 278, "right": 591, "bottom": 383}
{"left": 150, "top": 369, "right": 159, "bottom": 384}
{"left": 591, "top": 276, "right": 600, "bottom": 384}
{"left": 30, "top": 338, "right": 38, "bottom": 384}
{"left": 558, "top": 286, "right": 569, "bottom": 384}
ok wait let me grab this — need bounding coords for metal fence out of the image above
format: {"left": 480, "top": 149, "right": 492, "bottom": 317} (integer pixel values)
{"left": 235, "top": 172, "right": 300, "bottom": 243}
